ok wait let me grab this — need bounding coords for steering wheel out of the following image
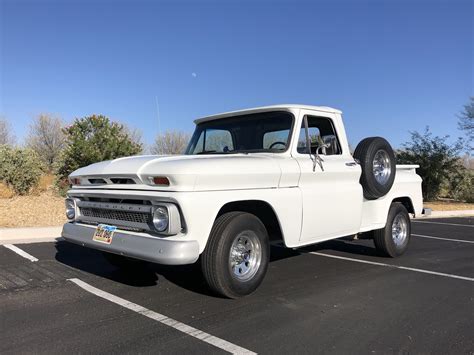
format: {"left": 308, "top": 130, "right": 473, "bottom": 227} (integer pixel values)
{"left": 269, "top": 141, "right": 287, "bottom": 150}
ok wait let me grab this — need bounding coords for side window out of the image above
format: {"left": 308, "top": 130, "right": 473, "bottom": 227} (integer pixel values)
{"left": 297, "top": 116, "right": 341, "bottom": 155}
{"left": 297, "top": 126, "right": 321, "bottom": 153}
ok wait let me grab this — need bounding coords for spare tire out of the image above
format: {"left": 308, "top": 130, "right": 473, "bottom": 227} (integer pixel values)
{"left": 354, "top": 137, "right": 396, "bottom": 200}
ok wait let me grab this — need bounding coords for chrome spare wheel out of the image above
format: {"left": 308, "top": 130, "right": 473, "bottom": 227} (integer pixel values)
{"left": 229, "top": 231, "right": 262, "bottom": 281}
{"left": 391, "top": 214, "right": 408, "bottom": 247}
{"left": 373, "top": 149, "right": 392, "bottom": 185}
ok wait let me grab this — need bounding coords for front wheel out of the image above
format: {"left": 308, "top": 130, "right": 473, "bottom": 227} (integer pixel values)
{"left": 201, "top": 212, "right": 270, "bottom": 298}
{"left": 373, "top": 202, "right": 411, "bottom": 257}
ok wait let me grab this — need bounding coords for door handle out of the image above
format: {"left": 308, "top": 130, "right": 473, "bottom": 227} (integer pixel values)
{"left": 345, "top": 161, "right": 357, "bottom": 167}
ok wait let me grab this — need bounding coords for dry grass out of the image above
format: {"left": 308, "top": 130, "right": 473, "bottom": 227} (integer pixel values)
{"left": 0, "top": 189, "right": 66, "bottom": 227}
{"left": 32, "top": 174, "right": 56, "bottom": 194}
{"left": 424, "top": 201, "right": 474, "bottom": 211}
{"left": 0, "top": 182, "right": 15, "bottom": 199}
{"left": 0, "top": 175, "right": 67, "bottom": 227}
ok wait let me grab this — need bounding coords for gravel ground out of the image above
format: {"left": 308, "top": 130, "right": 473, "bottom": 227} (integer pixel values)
{"left": 424, "top": 201, "right": 474, "bottom": 211}
{"left": 0, "top": 190, "right": 66, "bottom": 227}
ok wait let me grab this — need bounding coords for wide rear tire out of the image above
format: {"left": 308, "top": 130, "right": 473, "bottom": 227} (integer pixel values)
{"left": 373, "top": 202, "right": 411, "bottom": 257}
{"left": 201, "top": 212, "right": 270, "bottom": 299}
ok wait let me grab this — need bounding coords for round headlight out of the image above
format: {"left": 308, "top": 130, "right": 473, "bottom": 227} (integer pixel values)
{"left": 153, "top": 206, "right": 169, "bottom": 232}
{"left": 65, "top": 198, "right": 76, "bottom": 220}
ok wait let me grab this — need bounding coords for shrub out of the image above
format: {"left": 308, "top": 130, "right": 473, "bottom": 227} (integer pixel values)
{"left": 396, "top": 128, "right": 463, "bottom": 201}
{"left": 55, "top": 115, "right": 143, "bottom": 193}
{"left": 0, "top": 145, "right": 44, "bottom": 195}
{"left": 448, "top": 169, "right": 474, "bottom": 203}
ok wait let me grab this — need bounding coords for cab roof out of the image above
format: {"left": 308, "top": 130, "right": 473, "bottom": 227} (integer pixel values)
{"left": 194, "top": 104, "right": 342, "bottom": 124}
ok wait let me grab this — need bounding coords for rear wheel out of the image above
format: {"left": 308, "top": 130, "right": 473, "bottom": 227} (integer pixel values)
{"left": 373, "top": 203, "right": 411, "bottom": 257}
{"left": 201, "top": 212, "right": 270, "bottom": 298}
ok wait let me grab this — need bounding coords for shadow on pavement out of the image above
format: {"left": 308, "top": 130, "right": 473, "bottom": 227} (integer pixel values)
{"left": 54, "top": 238, "right": 377, "bottom": 296}
{"left": 305, "top": 238, "right": 379, "bottom": 257}
{"left": 54, "top": 241, "right": 159, "bottom": 287}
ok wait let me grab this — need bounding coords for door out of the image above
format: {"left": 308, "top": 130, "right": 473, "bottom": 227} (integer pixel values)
{"left": 293, "top": 112, "right": 363, "bottom": 243}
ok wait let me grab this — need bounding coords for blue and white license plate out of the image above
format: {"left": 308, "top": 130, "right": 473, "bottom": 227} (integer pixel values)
{"left": 92, "top": 224, "right": 117, "bottom": 245}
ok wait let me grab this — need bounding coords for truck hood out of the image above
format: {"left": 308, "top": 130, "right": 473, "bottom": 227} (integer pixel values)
{"left": 70, "top": 154, "right": 283, "bottom": 192}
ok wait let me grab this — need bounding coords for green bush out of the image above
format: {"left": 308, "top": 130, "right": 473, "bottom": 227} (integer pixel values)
{"left": 55, "top": 115, "right": 143, "bottom": 194}
{"left": 0, "top": 145, "right": 44, "bottom": 195}
{"left": 448, "top": 169, "right": 474, "bottom": 203}
{"left": 396, "top": 128, "right": 463, "bottom": 201}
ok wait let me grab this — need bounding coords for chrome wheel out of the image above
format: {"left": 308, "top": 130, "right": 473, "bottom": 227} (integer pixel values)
{"left": 229, "top": 231, "right": 262, "bottom": 281}
{"left": 372, "top": 149, "right": 391, "bottom": 185}
{"left": 391, "top": 214, "right": 408, "bottom": 247}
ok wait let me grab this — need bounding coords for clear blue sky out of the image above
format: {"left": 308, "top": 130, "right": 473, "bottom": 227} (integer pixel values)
{"left": 1, "top": 0, "right": 472, "bottom": 148}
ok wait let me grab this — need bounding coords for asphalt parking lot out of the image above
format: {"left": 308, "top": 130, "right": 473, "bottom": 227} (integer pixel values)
{"left": 1, "top": 217, "right": 473, "bottom": 354}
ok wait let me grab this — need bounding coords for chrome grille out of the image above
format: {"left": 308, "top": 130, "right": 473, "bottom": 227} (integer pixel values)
{"left": 80, "top": 207, "right": 150, "bottom": 224}
{"left": 76, "top": 200, "right": 153, "bottom": 231}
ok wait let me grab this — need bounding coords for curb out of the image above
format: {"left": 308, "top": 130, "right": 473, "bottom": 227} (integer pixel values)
{"left": 418, "top": 210, "right": 474, "bottom": 219}
{"left": 0, "top": 226, "right": 63, "bottom": 245}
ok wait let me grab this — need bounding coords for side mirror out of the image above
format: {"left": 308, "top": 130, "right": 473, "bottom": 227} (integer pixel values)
{"left": 321, "top": 135, "right": 338, "bottom": 155}
{"left": 315, "top": 135, "right": 330, "bottom": 155}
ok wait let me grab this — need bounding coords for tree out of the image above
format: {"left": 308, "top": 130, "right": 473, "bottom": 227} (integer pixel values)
{"left": 151, "top": 130, "right": 190, "bottom": 155}
{"left": 124, "top": 126, "right": 143, "bottom": 146}
{"left": 55, "top": 115, "right": 143, "bottom": 191}
{"left": 26, "top": 114, "right": 65, "bottom": 170}
{"left": 458, "top": 97, "right": 474, "bottom": 150}
{"left": 0, "top": 118, "right": 15, "bottom": 146}
{"left": 396, "top": 127, "right": 463, "bottom": 201}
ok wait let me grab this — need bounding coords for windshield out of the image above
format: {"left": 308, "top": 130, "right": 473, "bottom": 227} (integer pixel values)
{"left": 185, "top": 111, "right": 294, "bottom": 155}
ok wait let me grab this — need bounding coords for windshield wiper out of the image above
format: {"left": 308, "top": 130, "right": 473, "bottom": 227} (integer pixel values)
{"left": 196, "top": 150, "right": 217, "bottom": 155}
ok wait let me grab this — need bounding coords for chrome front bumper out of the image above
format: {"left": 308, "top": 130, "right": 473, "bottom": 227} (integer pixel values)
{"left": 61, "top": 223, "right": 199, "bottom": 265}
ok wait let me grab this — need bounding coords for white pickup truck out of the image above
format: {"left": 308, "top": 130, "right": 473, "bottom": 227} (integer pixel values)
{"left": 62, "top": 105, "right": 423, "bottom": 298}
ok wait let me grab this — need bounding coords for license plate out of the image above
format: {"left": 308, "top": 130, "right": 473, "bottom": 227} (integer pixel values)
{"left": 92, "top": 224, "right": 117, "bottom": 244}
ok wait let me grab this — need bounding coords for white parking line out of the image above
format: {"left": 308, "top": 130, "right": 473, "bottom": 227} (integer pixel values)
{"left": 3, "top": 244, "right": 38, "bottom": 262}
{"left": 68, "top": 278, "right": 256, "bottom": 355}
{"left": 413, "top": 220, "right": 474, "bottom": 228}
{"left": 308, "top": 252, "right": 474, "bottom": 282}
{"left": 412, "top": 234, "right": 474, "bottom": 244}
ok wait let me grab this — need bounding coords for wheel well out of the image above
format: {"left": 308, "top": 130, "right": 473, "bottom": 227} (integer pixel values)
{"left": 392, "top": 197, "right": 415, "bottom": 215}
{"left": 217, "top": 200, "right": 283, "bottom": 242}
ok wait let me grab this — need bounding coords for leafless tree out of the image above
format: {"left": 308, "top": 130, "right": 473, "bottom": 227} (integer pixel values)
{"left": 123, "top": 126, "right": 144, "bottom": 150}
{"left": 151, "top": 130, "right": 191, "bottom": 155}
{"left": 26, "top": 114, "right": 65, "bottom": 170}
{"left": 459, "top": 98, "right": 474, "bottom": 139}
{"left": 459, "top": 97, "right": 474, "bottom": 153}
{"left": 0, "top": 117, "right": 16, "bottom": 145}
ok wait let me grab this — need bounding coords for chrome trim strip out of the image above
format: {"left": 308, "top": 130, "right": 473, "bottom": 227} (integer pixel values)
{"left": 77, "top": 201, "right": 153, "bottom": 213}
